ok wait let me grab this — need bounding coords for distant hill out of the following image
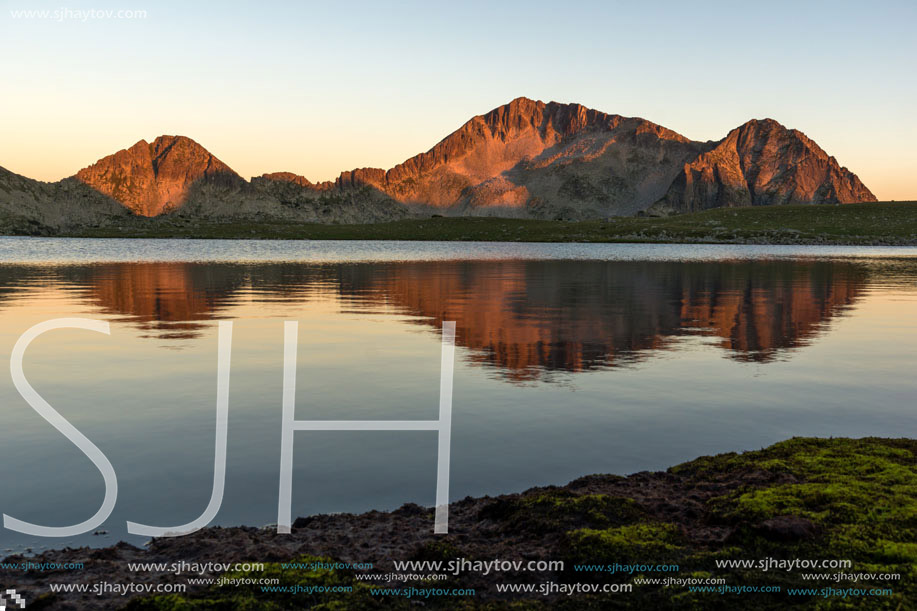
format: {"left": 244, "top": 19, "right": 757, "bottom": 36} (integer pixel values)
{"left": 0, "top": 97, "right": 876, "bottom": 233}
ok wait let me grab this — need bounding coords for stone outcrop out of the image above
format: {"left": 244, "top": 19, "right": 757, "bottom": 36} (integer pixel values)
{"left": 259, "top": 171, "right": 332, "bottom": 190}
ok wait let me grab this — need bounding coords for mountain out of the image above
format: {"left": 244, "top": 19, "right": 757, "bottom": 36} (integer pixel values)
{"left": 254, "top": 98, "right": 875, "bottom": 219}
{"left": 254, "top": 97, "right": 709, "bottom": 218}
{"left": 74, "top": 135, "right": 242, "bottom": 216}
{"left": 0, "top": 166, "right": 131, "bottom": 234}
{"left": 650, "top": 118, "right": 877, "bottom": 215}
{"left": 0, "top": 98, "right": 877, "bottom": 232}
{"left": 335, "top": 96, "right": 708, "bottom": 217}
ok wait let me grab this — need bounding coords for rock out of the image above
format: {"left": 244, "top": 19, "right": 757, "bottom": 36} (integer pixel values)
{"left": 393, "top": 503, "right": 427, "bottom": 517}
{"left": 0, "top": 166, "right": 130, "bottom": 232}
{"left": 258, "top": 171, "right": 324, "bottom": 189}
{"left": 651, "top": 118, "right": 876, "bottom": 214}
{"left": 292, "top": 516, "right": 314, "bottom": 529}
{"left": 755, "top": 515, "right": 819, "bottom": 541}
{"left": 74, "top": 135, "right": 242, "bottom": 216}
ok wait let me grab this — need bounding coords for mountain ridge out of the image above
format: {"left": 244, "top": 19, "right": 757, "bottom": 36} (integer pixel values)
{"left": 0, "top": 97, "right": 877, "bottom": 231}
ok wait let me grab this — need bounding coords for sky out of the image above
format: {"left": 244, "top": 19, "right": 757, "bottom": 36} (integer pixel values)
{"left": 1, "top": 0, "right": 915, "bottom": 200}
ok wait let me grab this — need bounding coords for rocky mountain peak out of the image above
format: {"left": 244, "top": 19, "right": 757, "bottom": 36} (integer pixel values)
{"left": 74, "top": 135, "right": 239, "bottom": 216}
{"left": 650, "top": 118, "right": 876, "bottom": 214}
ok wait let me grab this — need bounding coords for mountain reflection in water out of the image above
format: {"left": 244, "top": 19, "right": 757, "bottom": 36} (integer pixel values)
{"left": 0, "top": 259, "right": 869, "bottom": 382}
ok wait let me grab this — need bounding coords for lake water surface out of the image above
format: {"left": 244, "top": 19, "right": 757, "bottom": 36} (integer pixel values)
{"left": 1, "top": 238, "right": 915, "bottom": 553}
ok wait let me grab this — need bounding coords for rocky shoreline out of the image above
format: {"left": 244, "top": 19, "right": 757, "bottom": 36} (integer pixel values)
{"left": 3, "top": 437, "right": 915, "bottom": 609}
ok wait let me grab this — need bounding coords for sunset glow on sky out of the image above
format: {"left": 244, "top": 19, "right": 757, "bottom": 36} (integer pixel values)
{"left": 1, "top": 0, "right": 914, "bottom": 200}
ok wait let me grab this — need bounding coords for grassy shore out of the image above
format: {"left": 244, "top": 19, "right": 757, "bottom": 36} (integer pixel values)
{"left": 59, "top": 202, "right": 917, "bottom": 245}
{"left": 10, "top": 437, "right": 915, "bottom": 610}
{"left": 129, "top": 438, "right": 917, "bottom": 610}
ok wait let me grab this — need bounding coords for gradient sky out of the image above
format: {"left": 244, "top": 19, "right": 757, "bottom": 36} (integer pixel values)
{"left": 1, "top": 0, "right": 915, "bottom": 200}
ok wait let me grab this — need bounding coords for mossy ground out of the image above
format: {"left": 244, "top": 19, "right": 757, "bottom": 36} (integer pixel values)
{"left": 129, "top": 438, "right": 917, "bottom": 609}
{"left": 50, "top": 202, "right": 917, "bottom": 245}
{"left": 478, "top": 490, "right": 646, "bottom": 534}
{"left": 665, "top": 438, "right": 917, "bottom": 609}
{"left": 123, "top": 555, "right": 405, "bottom": 610}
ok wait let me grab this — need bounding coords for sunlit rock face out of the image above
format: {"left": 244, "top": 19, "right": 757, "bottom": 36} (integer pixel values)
{"left": 251, "top": 97, "right": 708, "bottom": 218}
{"left": 74, "top": 136, "right": 241, "bottom": 216}
{"left": 651, "top": 119, "right": 877, "bottom": 214}
{"left": 51, "top": 98, "right": 875, "bottom": 222}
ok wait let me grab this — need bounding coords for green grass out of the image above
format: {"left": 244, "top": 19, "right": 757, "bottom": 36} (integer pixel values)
{"left": 54, "top": 202, "right": 917, "bottom": 244}
{"left": 566, "top": 523, "right": 686, "bottom": 565}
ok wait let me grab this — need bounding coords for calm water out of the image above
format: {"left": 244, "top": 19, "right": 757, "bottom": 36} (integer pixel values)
{"left": 0, "top": 238, "right": 916, "bottom": 553}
